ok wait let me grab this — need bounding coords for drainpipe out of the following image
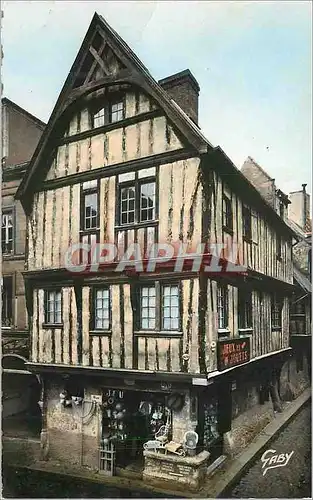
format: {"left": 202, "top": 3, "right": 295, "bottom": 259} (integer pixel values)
{"left": 302, "top": 184, "right": 307, "bottom": 230}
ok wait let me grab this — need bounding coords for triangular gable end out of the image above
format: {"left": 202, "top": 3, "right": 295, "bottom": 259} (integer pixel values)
{"left": 16, "top": 12, "right": 209, "bottom": 213}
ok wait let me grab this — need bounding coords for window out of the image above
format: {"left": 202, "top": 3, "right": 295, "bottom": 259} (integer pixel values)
{"left": 139, "top": 283, "right": 181, "bottom": 332}
{"left": 140, "top": 286, "right": 156, "bottom": 330}
{"left": 162, "top": 285, "right": 179, "bottom": 330}
{"left": 279, "top": 201, "right": 284, "bottom": 219}
{"left": 271, "top": 295, "right": 283, "bottom": 330}
{"left": 80, "top": 181, "right": 99, "bottom": 263}
{"left": 140, "top": 182, "right": 156, "bottom": 222}
{"left": 81, "top": 181, "right": 98, "bottom": 230}
{"left": 44, "top": 290, "right": 62, "bottom": 325}
{"left": 238, "top": 289, "right": 252, "bottom": 330}
{"left": 2, "top": 276, "right": 13, "bottom": 328}
{"left": 93, "top": 108, "right": 105, "bottom": 128}
{"left": 217, "top": 284, "right": 228, "bottom": 331}
{"left": 119, "top": 179, "right": 156, "bottom": 226}
{"left": 276, "top": 233, "right": 282, "bottom": 259}
{"left": 2, "top": 210, "right": 13, "bottom": 254}
{"left": 110, "top": 99, "right": 124, "bottom": 123}
{"left": 222, "top": 194, "right": 233, "bottom": 232}
{"left": 290, "top": 298, "right": 306, "bottom": 335}
{"left": 242, "top": 205, "right": 252, "bottom": 240}
{"left": 94, "top": 288, "right": 110, "bottom": 330}
{"left": 120, "top": 186, "right": 136, "bottom": 224}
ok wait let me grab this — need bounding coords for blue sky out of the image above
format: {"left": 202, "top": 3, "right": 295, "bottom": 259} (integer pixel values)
{"left": 2, "top": 1, "right": 312, "bottom": 196}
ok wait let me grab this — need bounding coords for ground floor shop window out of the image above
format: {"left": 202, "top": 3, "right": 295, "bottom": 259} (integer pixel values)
{"left": 100, "top": 389, "right": 171, "bottom": 469}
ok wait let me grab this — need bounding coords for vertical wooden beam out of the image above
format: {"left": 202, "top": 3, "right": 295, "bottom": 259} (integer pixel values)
{"left": 74, "top": 279, "right": 83, "bottom": 365}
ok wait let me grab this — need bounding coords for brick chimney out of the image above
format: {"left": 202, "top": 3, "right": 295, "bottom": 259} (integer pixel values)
{"left": 158, "top": 69, "right": 200, "bottom": 125}
{"left": 288, "top": 184, "right": 312, "bottom": 233}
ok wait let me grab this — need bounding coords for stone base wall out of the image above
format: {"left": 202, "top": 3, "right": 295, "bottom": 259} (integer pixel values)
{"left": 280, "top": 354, "right": 310, "bottom": 401}
{"left": 225, "top": 372, "right": 274, "bottom": 457}
{"left": 224, "top": 399, "right": 273, "bottom": 457}
{"left": 143, "top": 450, "right": 210, "bottom": 491}
{"left": 47, "top": 429, "right": 99, "bottom": 469}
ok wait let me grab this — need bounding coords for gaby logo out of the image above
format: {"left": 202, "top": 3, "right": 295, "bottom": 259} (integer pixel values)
{"left": 261, "top": 449, "right": 294, "bottom": 476}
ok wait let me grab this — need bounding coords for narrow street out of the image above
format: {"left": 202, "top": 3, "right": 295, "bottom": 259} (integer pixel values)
{"left": 223, "top": 402, "right": 311, "bottom": 499}
{"left": 3, "top": 403, "right": 311, "bottom": 499}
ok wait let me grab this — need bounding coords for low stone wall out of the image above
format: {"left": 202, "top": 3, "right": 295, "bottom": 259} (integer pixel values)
{"left": 224, "top": 399, "right": 273, "bottom": 457}
{"left": 224, "top": 374, "right": 274, "bottom": 457}
{"left": 143, "top": 450, "right": 210, "bottom": 491}
{"left": 280, "top": 355, "right": 310, "bottom": 401}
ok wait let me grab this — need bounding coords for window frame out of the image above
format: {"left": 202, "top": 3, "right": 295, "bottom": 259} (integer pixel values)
{"left": 271, "top": 294, "right": 283, "bottom": 331}
{"left": 109, "top": 94, "right": 125, "bottom": 124}
{"left": 2, "top": 275, "right": 13, "bottom": 328}
{"left": 222, "top": 194, "right": 233, "bottom": 234}
{"left": 43, "top": 289, "right": 63, "bottom": 327}
{"left": 117, "top": 173, "right": 157, "bottom": 228}
{"left": 91, "top": 92, "right": 126, "bottom": 129}
{"left": 217, "top": 283, "right": 229, "bottom": 334}
{"left": 90, "top": 286, "right": 111, "bottom": 333}
{"left": 2, "top": 207, "right": 14, "bottom": 255}
{"left": 79, "top": 180, "right": 100, "bottom": 264}
{"left": 238, "top": 289, "right": 253, "bottom": 332}
{"left": 137, "top": 281, "right": 182, "bottom": 334}
{"left": 242, "top": 204, "right": 252, "bottom": 241}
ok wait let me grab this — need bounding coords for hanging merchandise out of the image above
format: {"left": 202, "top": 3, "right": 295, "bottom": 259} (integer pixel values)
{"left": 166, "top": 393, "right": 185, "bottom": 412}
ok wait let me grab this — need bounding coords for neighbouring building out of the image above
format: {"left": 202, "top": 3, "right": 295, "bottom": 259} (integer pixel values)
{"left": 1, "top": 98, "right": 45, "bottom": 432}
{"left": 241, "top": 157, "right": 311, "bottom": 399}
{"left": 14, "top": 13, "right": 306, "bottom": 491}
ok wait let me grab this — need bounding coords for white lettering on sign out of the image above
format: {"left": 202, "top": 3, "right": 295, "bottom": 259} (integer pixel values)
{"left": 261, "top": 449, "right": 294, "bottom": 476}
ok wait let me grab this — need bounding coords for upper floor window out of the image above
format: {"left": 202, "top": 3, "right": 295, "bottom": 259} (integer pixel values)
{"left": 242, "top": 204, "right": 252, "bottom": 241}
{"left": 44, "top": 290, "right": 62, "bottom": 325}
{"left": 139, "top": 283, "right": 181, "bottom": 332}
{"left": 92, "top": 95, "right": 125, "bottom": 129}
{"left": 290, "top": 298, "right": 306, "bottom": 335}
{"left": 222, "top": 194, "right": 233, "bottom": 233}
{"left": 119, "top": 178, "right": 156, "bottom": 226}
{"left": 2, "top": 276, "right": 13, "bottom": 328}
{"left": 217, "top": 284, "right": 228, "bottom": 331}
{"left": 81, "top": 180, "right": 99, "bottom": 231}
{"left": 93, "top": 108, "right": 105, "bottom": 128}
{"left": 238, "top": 289, "right": 252, "bottom": 330}
{"left": 279, "top": 201, "right": 284, "bottom": 219}
{"left": 271, "top": 294, "right": 283, "bottom": 331}
{"left": 2, "top": 210, "right": 13, "bottom": 254}
{"left": 93, "top": 287, "right": 110, "bottom": 331}
{"left": 110, "top": 99, "right": 124, "bottom": 123}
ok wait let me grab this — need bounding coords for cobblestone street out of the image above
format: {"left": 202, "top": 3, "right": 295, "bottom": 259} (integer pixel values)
{"left": 223, "top": 402, "right": 311, "bottom": 498}
{"left": 3, "top": 403, "right": 311, "bottom": 498}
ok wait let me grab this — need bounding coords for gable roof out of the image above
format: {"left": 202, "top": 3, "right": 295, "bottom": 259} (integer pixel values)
{"left": 16, "top": 12, "right": 210, "bottom": 210}
{"left": 2, "top": 97, "right": 46, "bottom": 129}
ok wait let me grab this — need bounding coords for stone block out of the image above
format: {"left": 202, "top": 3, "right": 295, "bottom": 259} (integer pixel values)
{"left": 143, "top": 450, "right": 210, "bottom": 491}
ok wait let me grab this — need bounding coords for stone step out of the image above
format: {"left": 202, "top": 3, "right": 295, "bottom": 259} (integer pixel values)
{"left": 206, "top": 455, "right": 228, "bottom": 478}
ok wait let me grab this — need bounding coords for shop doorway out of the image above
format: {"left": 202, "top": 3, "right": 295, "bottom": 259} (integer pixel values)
{"left": 100, "top": 389, "right": 171, "bottom": 472}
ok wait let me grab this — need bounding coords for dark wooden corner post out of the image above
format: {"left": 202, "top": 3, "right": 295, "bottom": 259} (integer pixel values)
{"left": 40, "top": 376, "right": 49, "bottom": 460}
{"left": 129, "top": 275, "right": 139, "bottom": 369}
{"left": 24, "top": 278, "right": 34, "bottom": 361}
{"left": 74, "top": 278, "right": 83, "bottom": 365}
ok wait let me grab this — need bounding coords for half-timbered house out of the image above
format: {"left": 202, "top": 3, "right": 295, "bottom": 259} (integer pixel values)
{"left": 1, "top": 98, "right": 45, "bottom": 437}
{"left": 16, "top": 13, "right": 302, "bottom": 488}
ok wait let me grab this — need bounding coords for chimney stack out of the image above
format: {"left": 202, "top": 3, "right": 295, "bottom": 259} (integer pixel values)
{"left": 288, "top": 184, "right": 311, "bottom": 232}
{"left": 158, "top": 69, "right": 200, "bottom": 125}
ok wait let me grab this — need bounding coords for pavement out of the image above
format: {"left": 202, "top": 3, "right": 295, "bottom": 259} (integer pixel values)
{"left": 2, "top": 387, "right": 311, "bottom": 498}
